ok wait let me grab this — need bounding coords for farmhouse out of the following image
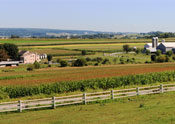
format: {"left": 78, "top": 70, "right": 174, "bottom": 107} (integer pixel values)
{"left": 144, "top": 37, "right": 175, "bottom": 53}
{"left": 19, "top": 51, "right": 41, "bottom": 64}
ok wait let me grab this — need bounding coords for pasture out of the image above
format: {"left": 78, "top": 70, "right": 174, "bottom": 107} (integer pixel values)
{"left": 1, "top": 92, "right": 175, "bottom": 124}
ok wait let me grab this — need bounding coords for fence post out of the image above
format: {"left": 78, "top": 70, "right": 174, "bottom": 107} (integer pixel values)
{"left": 111, "top": 90, "right": 114, "bottom": 100}
{"left": 52, "top": 96, "right": 56, "bottom": 109}
{"left": 160, "top": 84, "right": 164, "bottom": 93}
{"left": 18, "top": 100, "right": 22, "bottom": 112}
{"left": 83, "top": 93, "right": 86, "bottom": 105}
{"left": 136, "top": 87, "right": 139, "bottom": 95}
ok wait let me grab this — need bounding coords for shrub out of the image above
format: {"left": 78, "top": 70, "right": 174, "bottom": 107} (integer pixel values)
{"left": 48, "top": 64, "right": 52, "bottom": 67}
{"left": 56, "top": 58, "right": 62, "bottom": 63}
{"left": 60, "top": 60, "right": 68, "bottom": 67}
{"left": 145, "top": 49, "right": 150, "bottom": 55}
{"left": 96, "top": 57, "right": 103, "bottom": 63}
{"left": 81, "top": 50, "right": 87, "bottom": 56}
{"left": 151, "top": 55, "right": 156, "bottom": 62}
{"left": 156, "top": 50, "right": 162, "bottom": 56}
{"left": 156, "top": 55, "right": 166, "bottom": 63}
{"left": 27, "top": 64, "right": 34, "bottom": 71}
{"left": 139, "top": 103, "right": 144, "bottom": 108}
{"left": 94, "top": 63, "right": 99, "bottom": 66}
{"left": 86, "top": 57, "right": 91, "bottom": 62}
{"left": 102, "top": 58, "right": 110, "bottom": 65}
{"left": 166, "top": 51, "right": 173, "bottom": 57}
{"left": 120, "top": 58, "right": 125, "bottom": 64}
{"left": 173, "top": 56, "right": 175, "bottom": 61}
{"left": 135, "top": 48, "right": 141, "bottom": 54}
{"left": 165, "top": 55, "right": 170, "bottom": 62}
{"left": 33, "top": 61, "right": 40, "bottom": 69}
{"left": 72, "top": 58, "right": 87, "bottom": 67}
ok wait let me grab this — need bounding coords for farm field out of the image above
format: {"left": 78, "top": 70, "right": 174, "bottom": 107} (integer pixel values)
{"left": 1, "top": 63, "right": 175, "bottom": 86}
{"left": 0, "top": 38, "right": 151, "bottom": 45}
{"left": 29, "top": 49, "right": 81, "bottom": 56}
{"left": 1, "top": 92, "right": 175, "bottom": 124}
{"left": 21, "top": 43, "right": 145, "bottom": 52}
{"left": 0, "top": 38, "right": 175, "bottom": 46}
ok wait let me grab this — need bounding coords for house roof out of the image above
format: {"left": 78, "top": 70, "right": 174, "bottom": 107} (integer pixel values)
{"left": 19, "top": 50, "right": 28, "bottom": 56}
{"left": 146, "top": 47, "right": 157, "bottom": 52}
{"left": 161, "top": 43, "right": 175, "bottom": 48}
{"left": 145, "top": 43, "right": 160, "bottom": 47}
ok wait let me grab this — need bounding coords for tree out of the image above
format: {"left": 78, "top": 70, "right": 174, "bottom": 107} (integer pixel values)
{"left": 123, "top": 45, "right": 130, "bottom": 53}
{"left": 47, "top": 54, "right": 53, "bottom": 62}
{"left": 166, "top": 51, "right": 173, "bottom": 57}
{"left": 135, "top": 48, "right": 141, "bottom": 54}
{"left": 156, "top": 50, "right": 162, "bottom": 56}
{"left": 3, "top": 43, "right": 19, "bottom": 60}
{"left": 81, "top": 50, "right": 87, "bottom": 56}
{"left": 72, "top": 58, "right": 87, "bottom": 67}
{"left": 33, "top": 61, "right": 40, "bottom": 69}
{"left": 11, "top": 35, "right": 20, "bottom": 38}
{"left": 151, "top": 55, "right": 156, "bottom": 62}
{"left": 0, "top": 49, "right": 9, "bottom": 61}
{"left": 60, "top": 60, "right": 68, "bottom": 67}
{"left": 145, "top": 49, "right": 150, "bottom": 55}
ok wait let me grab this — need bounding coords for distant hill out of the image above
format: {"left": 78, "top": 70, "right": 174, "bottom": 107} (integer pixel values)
{"left": 0, "top": 28, "right": 116, "bottom": 37}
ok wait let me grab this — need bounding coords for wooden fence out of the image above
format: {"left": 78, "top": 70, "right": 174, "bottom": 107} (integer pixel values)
{"left": 0, "top": 83, "right": 175, "bottom": 113}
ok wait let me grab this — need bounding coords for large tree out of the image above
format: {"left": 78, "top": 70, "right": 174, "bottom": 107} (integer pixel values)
{"left": 123, "top": 45, "right": 130, "bottom": 53}
{"left": 3, "top": 43, "right": 19, "bottom": 60}
{"left": 0, "top": 49, "right": 9, "bottom": 61}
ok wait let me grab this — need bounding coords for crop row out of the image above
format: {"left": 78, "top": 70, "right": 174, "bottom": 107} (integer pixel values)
{"left": 0, "top": 71, "right": 175, "bottom": 99}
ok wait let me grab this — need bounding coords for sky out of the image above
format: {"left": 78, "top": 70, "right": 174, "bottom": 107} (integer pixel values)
{"left": 0, "top": 0, "right": 175, "bottom": 32}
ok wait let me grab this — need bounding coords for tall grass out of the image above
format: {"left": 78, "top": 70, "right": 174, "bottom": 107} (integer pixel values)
{"left": 1, "top": 71, "right": 175, "bottom": 98}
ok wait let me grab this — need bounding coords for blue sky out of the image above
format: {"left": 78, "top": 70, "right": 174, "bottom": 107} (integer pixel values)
{"left": 0, "top": 0, "right": 175, "bottom": 32}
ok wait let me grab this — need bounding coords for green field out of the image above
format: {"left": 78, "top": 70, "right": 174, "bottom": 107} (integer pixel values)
{"left": 0, "top": 38, "right": 151, "bottom": 45}
{"left": 1, "top": 92, "right": 175, "bottom": 124}
{"left": 0, "top": 38, "right": 175, "bottom": 46}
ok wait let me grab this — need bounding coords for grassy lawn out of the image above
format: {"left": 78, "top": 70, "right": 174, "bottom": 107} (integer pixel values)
{"left": 1, "top": 92, "right": 175, "bottom": 124}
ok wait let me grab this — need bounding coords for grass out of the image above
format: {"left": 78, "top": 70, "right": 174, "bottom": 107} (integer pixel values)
{"left": 1, "top": 63, "right": 175, "bottom": 86}
{"left": 1, "top": 92, "right": 175, "bottom": 124}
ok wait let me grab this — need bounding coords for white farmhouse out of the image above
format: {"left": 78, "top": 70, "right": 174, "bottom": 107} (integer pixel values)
{"left": 19, "top": 51, "right": 41, "bottom": 64}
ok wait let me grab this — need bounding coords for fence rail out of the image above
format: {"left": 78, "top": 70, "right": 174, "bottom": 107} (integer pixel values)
{"left": 1, "top": 83, "right": 175, "bottom": 113}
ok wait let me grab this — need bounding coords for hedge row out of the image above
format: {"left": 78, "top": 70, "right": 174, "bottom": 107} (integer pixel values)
{"left": 1, "top": 71, "right": 175, "bottom": 98}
